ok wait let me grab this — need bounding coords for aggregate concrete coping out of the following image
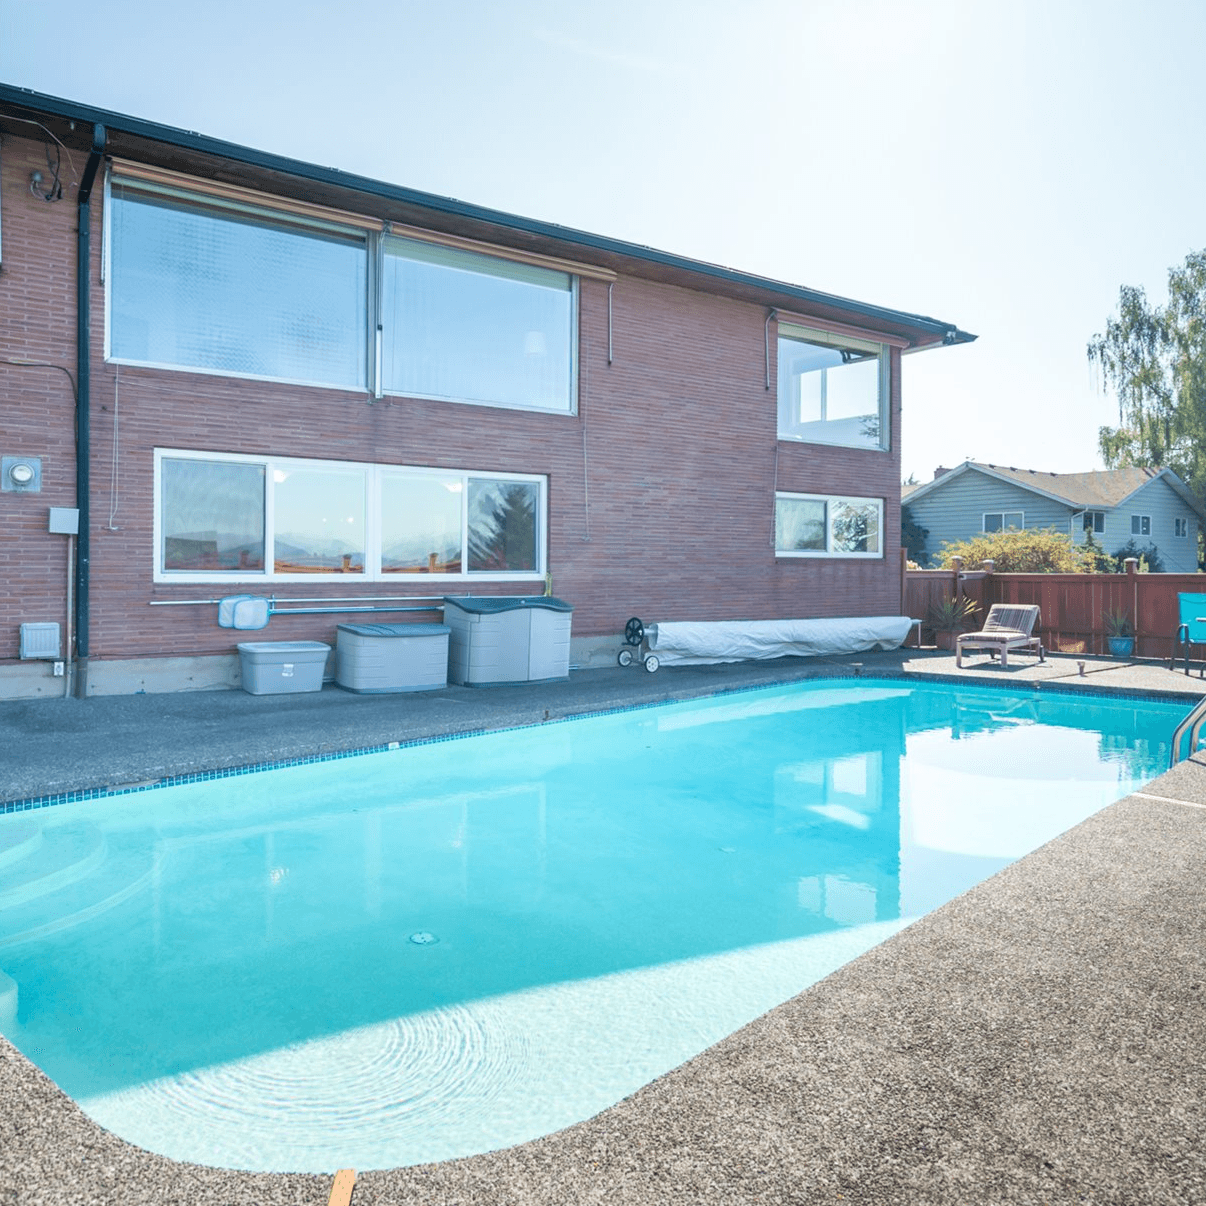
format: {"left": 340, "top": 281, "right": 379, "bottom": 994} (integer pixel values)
{"left": 3, "top": 652, "right": 1206, "bottom": 1205}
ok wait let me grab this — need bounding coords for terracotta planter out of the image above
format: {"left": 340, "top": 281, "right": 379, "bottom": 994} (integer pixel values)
{"left": 934, "top": 630, "right": 959, "bottom": 651}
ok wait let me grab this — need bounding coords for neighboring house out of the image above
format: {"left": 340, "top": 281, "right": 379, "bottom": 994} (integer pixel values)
{"left": 0, "top": 85, "right": 971, "bottom": 698}
{"left": 902, "top": 461, "right": 1204, "bottom": 571}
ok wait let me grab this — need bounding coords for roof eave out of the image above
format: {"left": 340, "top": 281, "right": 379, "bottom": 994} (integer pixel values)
{"left": 0, "top": 83, "right": 974, "bottom": 349}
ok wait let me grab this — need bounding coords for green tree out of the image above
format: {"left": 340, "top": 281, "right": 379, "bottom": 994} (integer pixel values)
{"left": 933, "top": 527, "right": 1098, "bottom": 573}
{"left": 1089, "top": 250, "right": 1206, "bottom": 502}
{"left": 901, "top": 504, "right": 928, "bottom": 565}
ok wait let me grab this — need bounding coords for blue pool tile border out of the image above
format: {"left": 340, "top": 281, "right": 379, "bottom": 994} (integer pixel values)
{"left": 2, "top": 669, "right": 1195, "bottom": 816}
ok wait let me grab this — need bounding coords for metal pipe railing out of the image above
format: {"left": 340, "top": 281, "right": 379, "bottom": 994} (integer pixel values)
{"left": 1169, "top": 695, "right": 1206, "bottom": 767}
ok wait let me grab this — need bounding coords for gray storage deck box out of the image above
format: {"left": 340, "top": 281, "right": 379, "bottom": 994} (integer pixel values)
{"left": 336, "top": 623, "right": 450, "bottom": 693}
{"left": 237, "top": 641, "right": 330, "bottom": 695}
{"left": 443, "top": 596, "right": 573, "bottom": 686}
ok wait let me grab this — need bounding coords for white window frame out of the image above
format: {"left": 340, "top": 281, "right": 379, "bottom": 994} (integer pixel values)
{"left": 153, "top": 448, "right": 547, "bottom": 584}
{"left": 380, "top": 235, "right": 579, "bottom": 416}
{"left": 774, "top": 492, "right": 884, "bottom": 559}
{"left": 105, "top": 175, "right": 372, "bottom": 393}
{"left": 983, "top": 511, "right": 1024, "bottom": 532}
{"left": 104, "top": 171, "right": 583, "bottom": 415}
{"left": 776, "top": 323, "right": 890, "bottom": 452}
{"left": 1131, "top": 514, "right": 1151, "bottom": 537}
{"left": 1175, "top": 516, "right": 1189, "bottom": 538}
{"left": 1082, "top": 511, "right": 1105, "bottom": 533}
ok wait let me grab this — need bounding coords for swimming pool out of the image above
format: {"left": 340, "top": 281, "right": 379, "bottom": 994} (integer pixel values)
{"left": 0, "top": 678, "right": 1187, "bottom": 1172}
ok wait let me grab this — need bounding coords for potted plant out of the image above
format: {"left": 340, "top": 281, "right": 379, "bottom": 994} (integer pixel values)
{"left": 1103, "top": 608, "right": 1135, "bottom": 658}
{"left": 927, "top": 597, "right": 980, "bottom": 651}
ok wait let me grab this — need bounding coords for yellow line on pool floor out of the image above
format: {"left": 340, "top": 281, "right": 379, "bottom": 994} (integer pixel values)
{"left": 1134, "top": 791, "right": 1206, "bottom": 810}
{"left": 328, "top": 1168, "right": 356, "bottom": 1206}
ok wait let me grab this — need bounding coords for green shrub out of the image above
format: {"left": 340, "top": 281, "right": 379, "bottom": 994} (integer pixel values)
{"left": 933, "top": 527, "right": 1096, "bottom": 573}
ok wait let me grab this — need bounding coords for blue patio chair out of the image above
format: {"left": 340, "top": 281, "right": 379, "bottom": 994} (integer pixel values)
{"left": 1174, "top": 593, "right": 1206, "bottom": 677}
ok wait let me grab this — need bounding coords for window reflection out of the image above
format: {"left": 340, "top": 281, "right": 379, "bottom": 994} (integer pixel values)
{"left": 381, "top": 474, "right": 463, "bottom": 574}
{"left": 272, "top": 467, "right": 365, "bottom": 573}
{"left": 161, "top": 458, "right": 264, "bottom": 572}
{"left": 382, "top": 237, "right": 574, "bottom": 413}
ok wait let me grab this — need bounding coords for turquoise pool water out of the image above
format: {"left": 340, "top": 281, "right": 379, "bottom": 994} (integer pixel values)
{"left": 0, "top": 680, "right": 1186, "bottom": 1172}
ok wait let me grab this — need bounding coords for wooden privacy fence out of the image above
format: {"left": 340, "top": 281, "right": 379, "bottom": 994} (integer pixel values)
{"left": 903, "top": 556, "right": 1205, "bottom": 661}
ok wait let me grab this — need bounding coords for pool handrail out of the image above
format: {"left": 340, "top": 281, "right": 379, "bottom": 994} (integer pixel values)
{"left": 1169, "top": 693, "right": 1206, "bottom": 767}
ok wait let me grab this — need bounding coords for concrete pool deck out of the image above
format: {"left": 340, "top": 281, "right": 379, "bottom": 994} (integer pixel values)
{"left": 2, "top": 650, "right": 1205, "bottom": 1204}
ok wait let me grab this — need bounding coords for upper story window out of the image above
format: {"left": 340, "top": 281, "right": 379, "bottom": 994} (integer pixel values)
{"left": 777, "top": 323, "right": 888, "bottom": 451}
{"left": 1083, "top": 511, "right": 1105, "bottom": 533}
{"left": 1131, "top": 514, "right": 1151, "bottom": 536}
{"left": 775, "top": 492, "right": 883, "bottom": 558}
{"left": 155, "top": 449, "right": 546, "bottom": 583}
{"left": 1175, "top": 516, "right": 1189, "bottom": 538}
{"left": 108, "top": 180, "right": 368, "bottom": 390}
{"left": 983, "top": 511, "right": 1024, "bottom": 532}
{"left": 105, "top": 167, "right": 590, "bottom": 412}
{"left": 382, "top": 236, "right": 577, "bottom": 414}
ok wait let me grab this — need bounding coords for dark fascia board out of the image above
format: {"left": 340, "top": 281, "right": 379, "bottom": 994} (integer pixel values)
{"left": 0, "top": 83, "right": 975, "bottom": 349}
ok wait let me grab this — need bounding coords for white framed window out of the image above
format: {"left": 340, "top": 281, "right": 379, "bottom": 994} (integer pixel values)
{"left": 105, "top": 173, "right": 582, "bottom": 415}
{"left": 777, "top": 323, "right": 889, "bottom": 451}
{"left": 983, "top": 511, "right": 1024, "bottom": 532}
{"left": 382, "top": 235, "right": 578, "bottom": 414}
{"left": 1082, "top": 511, "right": 1105, "bottom": 533}
{"left": 1131, "top": 514, "right": 1151, "bottom": 536}
{"left": 1175, "top": 516, "right": 1189, "bottom": 538}
{"left": 107, "top": 177, "right": 369, "bottom": 390}
{"left": 154, "top": 449, "right": 547, "bottom": 583}
{"left": 775, "top": 493, "right": 883, "bottom": 558}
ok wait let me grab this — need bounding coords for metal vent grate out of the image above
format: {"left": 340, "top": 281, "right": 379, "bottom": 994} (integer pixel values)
{"left": 19, "top": 622, "right": 60, "bottom": 659}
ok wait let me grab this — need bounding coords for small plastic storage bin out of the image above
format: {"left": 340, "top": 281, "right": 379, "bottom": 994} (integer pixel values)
{"left": 443, "top": 596, "right": 573, "bottom": 686}
{"left": 237, "top": 641, "right": 330, "bottom": 695}
{"left": 335, "top": 623, "right": 451, "bottom": 693}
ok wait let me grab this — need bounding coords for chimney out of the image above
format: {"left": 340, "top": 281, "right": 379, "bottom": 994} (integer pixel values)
{"left": 933, "top": 466, "right": 951, "bottom": 480}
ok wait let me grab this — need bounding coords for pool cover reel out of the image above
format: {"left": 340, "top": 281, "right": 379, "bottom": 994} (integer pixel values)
{"left": 646, "top": 616, "right": 913, "bottom": 666}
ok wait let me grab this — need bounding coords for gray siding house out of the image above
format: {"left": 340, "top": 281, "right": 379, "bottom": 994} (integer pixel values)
{"left": 902, "top": 462, "right": 1205, "bottom": 572}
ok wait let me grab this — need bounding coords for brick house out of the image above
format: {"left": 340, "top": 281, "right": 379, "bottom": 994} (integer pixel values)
{"left": 0, "top": 85, "right": 972, "bottom": 698}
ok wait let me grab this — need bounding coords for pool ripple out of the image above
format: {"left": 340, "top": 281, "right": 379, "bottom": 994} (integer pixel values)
{"left": 81, "top": 1002, "right": 531, "bottom": 1172}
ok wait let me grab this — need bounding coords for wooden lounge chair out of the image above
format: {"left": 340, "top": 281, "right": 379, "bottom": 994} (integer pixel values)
{"left": 956, "top": 604, "right": 1045, "bottom": 669}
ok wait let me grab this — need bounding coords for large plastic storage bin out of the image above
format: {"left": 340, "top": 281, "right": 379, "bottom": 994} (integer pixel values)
{"left": 443, "top": 596, "right": 573, "bottom": 686}
{"left": 335, "top": 623, "right": 450, "bottom": 693}
{"left": 237, "top": 641, "right": 330, "bottom": 695}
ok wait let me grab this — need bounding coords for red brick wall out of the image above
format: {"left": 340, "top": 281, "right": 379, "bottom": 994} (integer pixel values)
{"left": 0, "top": 135, "right": 80, "bottom": 659}
{"left": 1, "top": 133, "right": 906, "bottom": 668}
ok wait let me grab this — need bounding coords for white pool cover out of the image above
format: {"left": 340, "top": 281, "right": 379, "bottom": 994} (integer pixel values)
{"left": 647, "top": 615, "right": 914, "bottom": 665}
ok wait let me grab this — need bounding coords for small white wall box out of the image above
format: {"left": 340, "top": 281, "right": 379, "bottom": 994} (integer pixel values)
{"left": 443, "top": 596, "right": 573, "bottom": 686}
{"left": 336, "top": 623, "right": 451, "bottom": 693}
{"left": 48, "top": 507, "right": 80, "bottom": 534}
{"left": 236, "top": 641, "right": 330, "bottom": 695}
{"left": 19, "top": 622, "right": 61, "bottom": 659}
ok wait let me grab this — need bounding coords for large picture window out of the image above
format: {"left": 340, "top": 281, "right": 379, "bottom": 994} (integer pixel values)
{"left": 775, "top": 493, "right": 883, "bottom": 558}
{"left": 777, "top": 324, "right": 888, "bottom": 450}
{"left": 381, "top": 236, "right": 576, "bottom": 413}
{"left": 155, "top": 451, "right": 546, "bottom": 583}
{"left": 109, "top": 181, "right": 368, "bottom": 389}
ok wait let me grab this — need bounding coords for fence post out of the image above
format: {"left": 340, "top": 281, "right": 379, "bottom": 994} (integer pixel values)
{"left": 950, "top": 556, "right": 963, "bottom": 606}
{"left": 1125, "top": 557, "right": 1139, "bottom": 654}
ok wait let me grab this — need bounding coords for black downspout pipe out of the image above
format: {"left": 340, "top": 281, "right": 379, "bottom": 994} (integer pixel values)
{"left": 75, "top": 123, "right": 106, "bottom": 691}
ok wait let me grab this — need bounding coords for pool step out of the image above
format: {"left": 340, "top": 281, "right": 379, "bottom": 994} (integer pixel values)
{"left": 0, "top": 822, "right": 107, "bottom": 909}
{"left": 0, "top": 818, "right": 44, "bottom": 870}
{"left": 0, "top": 824, "right": 155, "bottom": 948}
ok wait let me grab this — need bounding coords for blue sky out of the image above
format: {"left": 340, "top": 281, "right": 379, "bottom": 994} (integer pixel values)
{"left": 3, "top": 0, "right": 1204, "bottom": 484}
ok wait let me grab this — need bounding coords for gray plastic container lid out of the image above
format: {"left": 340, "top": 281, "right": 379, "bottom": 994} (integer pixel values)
{"left": 337, "top": 623, "right": 451, "bottom": 636}
{"left": 236, "top": 641, "right": 331, "bottom": 654}
{"left": 442, "top": 596, "right": 573, "bottom": 614}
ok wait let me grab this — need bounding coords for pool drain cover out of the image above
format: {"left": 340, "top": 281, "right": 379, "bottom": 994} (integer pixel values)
{"left": 409, "top": 931, "right": 439, "bottom": 945}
